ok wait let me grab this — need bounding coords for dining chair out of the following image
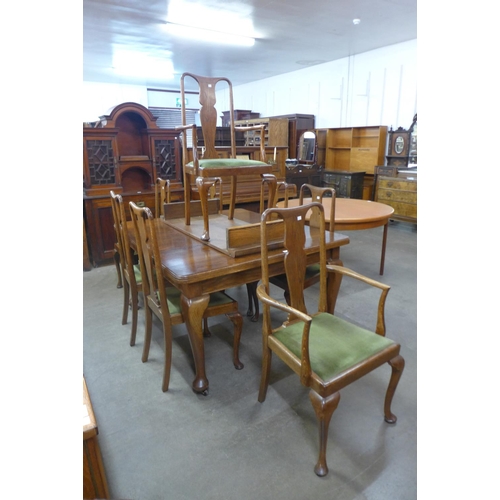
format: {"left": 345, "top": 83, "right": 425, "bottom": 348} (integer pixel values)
{"left": 246, "top": 176, "right": 297, "bottom": 322}
{"left": 110, "top": 191, "right": 143, "bottom": 346}
{"left": 154, "top": 177, "right": 171, "bottom": 218}
{"left": 256, "top": 202, "right": 405, "bottom": 476}
{"left": 109, "top": 195, "right": 123, "bottom": 289}
{"left": 129, "top": 201, "right": 244, "bottom": 393}
{"left": 270, "top": 183, "right": 336, "bottom": 304}
{"left": 176, "top": 72, "right": 272, "bottom": 241}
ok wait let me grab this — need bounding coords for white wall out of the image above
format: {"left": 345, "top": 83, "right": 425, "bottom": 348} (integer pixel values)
{"left": 82, "top": 39, "right": 416, "bottom": 130}
{"left": 221, "top": 39, "right": 417, "bottom": 130}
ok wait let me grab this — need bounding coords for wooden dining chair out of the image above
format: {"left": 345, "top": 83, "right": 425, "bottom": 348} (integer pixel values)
{"left": 270, "top": 183, "right": 336, "bottom": 304}
{"left": 110, "top": 191, "right": 143, "bottom": 346}
{"left": 129, "top": 201, "right": 244, "bottom": 393}
{"left": 154, "top": 178, "right": 171, "bottom": 218}
{"left": 109, "top": 195, "right": 123, "bottom": 289}
{"left": 257, "top": 202, "right": 404, "bottom": 476}
{"left": 176, "top": 72, "right": 272, "bottom": 241}
{"left": 245, "top": 176, "right": 297, "bottom": 322}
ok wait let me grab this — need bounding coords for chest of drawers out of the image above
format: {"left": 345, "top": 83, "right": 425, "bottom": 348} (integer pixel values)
{"left": 376, "top": 172, "right": 417, "bottom": 223}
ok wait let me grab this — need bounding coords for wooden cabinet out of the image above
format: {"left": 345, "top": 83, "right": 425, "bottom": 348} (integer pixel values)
{"left": 83, "top": 378, "right": 109, "bottom": 499}
{"left": 221, "top": 110, "right": 260, "bottom": 126}
{"left": 386, "top": 114, "right": 417, "bottom": 168}
{"left": 285, "top": 164, "right": 323, "bottom": 191}
{"left": 234, "top": 117, "right": 289, "bottom": 147}
{"left": 271, "top": 114, "right": 315, "bottom": 158}
{"left": 322, "top": 170, "right": 365, "bottom": 199}
{"left": 83, "top": 102, "right": 182, "bottom": 266}
{"left": 322, "top": 126, "right": 387, "bottom": 175}
{"left": 197, "top": 127, "right": 245, "bottom": 147}
{"left": 375, "top": 170, "right": 417, "bottom": 223}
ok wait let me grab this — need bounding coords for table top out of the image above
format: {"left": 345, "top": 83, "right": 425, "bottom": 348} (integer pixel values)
{"left": 278, "top": 197, "right": 394, "bottom": 225}
{"left": 127, "top": 210, "right": 350, "bottom": 297}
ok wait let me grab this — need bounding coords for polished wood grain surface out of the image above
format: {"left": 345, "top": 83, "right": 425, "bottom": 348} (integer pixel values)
{"left": 127, "top": 212, "right": 350, "bottom": 393}
{"left": 278, "top": 197, "right": 394, "bottom": 275}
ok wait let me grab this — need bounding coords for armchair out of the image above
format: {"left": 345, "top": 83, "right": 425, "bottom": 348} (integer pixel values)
{"left": 256, "top": 203, "right": 405, "bottom": 476}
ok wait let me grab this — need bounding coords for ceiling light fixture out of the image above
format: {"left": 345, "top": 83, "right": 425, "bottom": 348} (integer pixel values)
{"left": 164, "top": 22, "right": 255, "bottom": 47}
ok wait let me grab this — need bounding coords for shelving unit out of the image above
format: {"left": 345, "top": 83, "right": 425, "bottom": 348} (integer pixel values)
{"left": 324, "top": 126, "right": 387, "bottom": 174}
{"left": 234, "top": 117, "right": 289, "bottom": 147}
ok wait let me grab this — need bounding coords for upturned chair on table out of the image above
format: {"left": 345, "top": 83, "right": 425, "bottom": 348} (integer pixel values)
{"left": 110, "top": 191, "right": 143, "bottom": 346}
{"left": 129, "top": 201, "right": 244, "bottom": 393}
{"left": 176, "top": 72, "right": 273, "bottom": 241}
{"left": 256, "top": 202, "right": 405, "bottom": 476}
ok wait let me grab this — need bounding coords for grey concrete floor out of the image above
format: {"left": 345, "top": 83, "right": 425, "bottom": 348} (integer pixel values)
{"left": 83, "top": 220, "right": 417, "bottom": 500}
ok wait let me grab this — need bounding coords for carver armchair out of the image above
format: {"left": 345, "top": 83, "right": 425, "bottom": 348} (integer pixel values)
{"left": 176, "top": 72, "right": 273, "bottom": 241}
{"left": 257, "top": 203, "right": 404, "bottom": 476}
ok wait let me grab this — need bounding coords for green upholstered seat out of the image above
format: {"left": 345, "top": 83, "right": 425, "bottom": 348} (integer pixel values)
{"left": 159, "top": 287, "right": 238, "bottom": 316}
{"left": 274, "top": 313, "right": 395, "bottom": 381}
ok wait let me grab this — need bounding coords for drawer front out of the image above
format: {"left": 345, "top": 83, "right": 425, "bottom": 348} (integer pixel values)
{"left": 379, "top": 178, "right": 417, "bottom": 191}
{"left": 377, "top": 188, "right": 417, "bottom": 204}
{"left": 379, "top": 199, "right": 417, "bottom": 218}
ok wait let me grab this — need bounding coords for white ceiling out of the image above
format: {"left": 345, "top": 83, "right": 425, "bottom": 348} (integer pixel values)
{"left": 83, "top": 0, "right": 417, "bottom": 92}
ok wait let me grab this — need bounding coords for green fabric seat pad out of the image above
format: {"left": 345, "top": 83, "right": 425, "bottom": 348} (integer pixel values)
{"left": 133, "top": 264, "right": 142, "bottom": 284}
{"left": 159, "top": 287, "right": 234, "bottom": 315}
{"left": 273, "top": 312, "right": 395, "bottom": 381}
{"left": 304, "top": 263, "right": 320, "bottom": 280}
{"left": 187, "top": 159, "right": 269, "bottom": 169}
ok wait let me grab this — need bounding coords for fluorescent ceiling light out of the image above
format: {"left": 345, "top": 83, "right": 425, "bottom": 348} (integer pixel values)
{"left": 112, "top": 50, "right": 174, "bottom": 79}
{"left": 165, "top": 22, "right": 255, "bottom": 47}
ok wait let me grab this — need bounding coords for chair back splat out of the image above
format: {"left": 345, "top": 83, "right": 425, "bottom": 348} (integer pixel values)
{"left": 257, "top": 203, "right": 405, "bottom": 477}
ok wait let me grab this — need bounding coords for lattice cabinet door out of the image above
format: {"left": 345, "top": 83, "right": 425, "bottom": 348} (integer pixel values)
{"left": 84, "top": 137, "right": 117, "bottom": 188}
{"left": 152, "top": 136, "right": 181, "bottom": 181}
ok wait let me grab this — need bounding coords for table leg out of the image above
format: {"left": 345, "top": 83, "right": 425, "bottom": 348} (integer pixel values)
{"left": 181, "top": 293, "right": 210, "bottom": 394}
{"left": 379, "top": 221, "right": 389, "bottom": 276}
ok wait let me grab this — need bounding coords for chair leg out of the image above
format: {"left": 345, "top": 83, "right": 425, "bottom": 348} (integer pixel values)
{"left": 309, "top": 391, "right": 341, "bottom": 477}
{"left": 258, "top": 342, "right": 272, "bottom": 403}
{"left": 161, "top": 320, "right": 174, "bottom": 392}
{"left": 202, "top": 318, "right": 211, "bottom": 337}
{"left": 226, "top": 311, "right": 244, "bottom": 369}
{"left": 129, "top": 287, "right": 139, "bottom": 347}
{"left": 122, "top": 279, "right": 130, "bottom": 326}
{"left": 384, "top": 354, "right": 405, "bottom": 423}
{"left": 196, "top": 177, "right": 212, "bottom": 241}
{"left": 141, "top": 305, "right": 153, "bottom": 362}
{"left": 246, "top": 282, "right": 259, "bottom": 322}
{"left": 114, "top": 251, "right": 123, "bottom": 288}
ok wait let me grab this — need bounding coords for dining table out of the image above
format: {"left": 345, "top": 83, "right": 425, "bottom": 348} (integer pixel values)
{"left": 127, "top": 208, "right": 350, "bottom": 394}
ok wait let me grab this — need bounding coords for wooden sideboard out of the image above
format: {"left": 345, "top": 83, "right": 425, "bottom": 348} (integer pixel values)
{"left": 83, "top": 378, "right": 109, "bottom": 499}
{"left": 375, "top": 168, "right": 417, "bottom": 223}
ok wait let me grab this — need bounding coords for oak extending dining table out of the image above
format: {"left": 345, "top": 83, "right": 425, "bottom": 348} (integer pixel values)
{"left": 278, "top": 198, "right": 394, "bottom": 275}
{"left": 127, "top": 210, "right": 350, "bottom": 394}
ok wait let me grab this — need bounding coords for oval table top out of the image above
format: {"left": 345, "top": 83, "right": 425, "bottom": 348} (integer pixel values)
{"left": 278, "top": 197, "right": 394, "bottom": 227}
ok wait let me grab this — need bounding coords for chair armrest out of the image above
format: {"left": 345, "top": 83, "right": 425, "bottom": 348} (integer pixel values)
{"left": 175, "top": 124, "right": 198, "bottom": 164}
{"left": 326, "top": 264, "right": 390, "bottom": 336}
{"left": 257, "top": 284, "right": 311, "bottom": 323}
{"left": 257, "top": 283, "right": 313, "bottom": 384}
{"left": 234, "top": 124, "right": 266, "bottom": 162}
